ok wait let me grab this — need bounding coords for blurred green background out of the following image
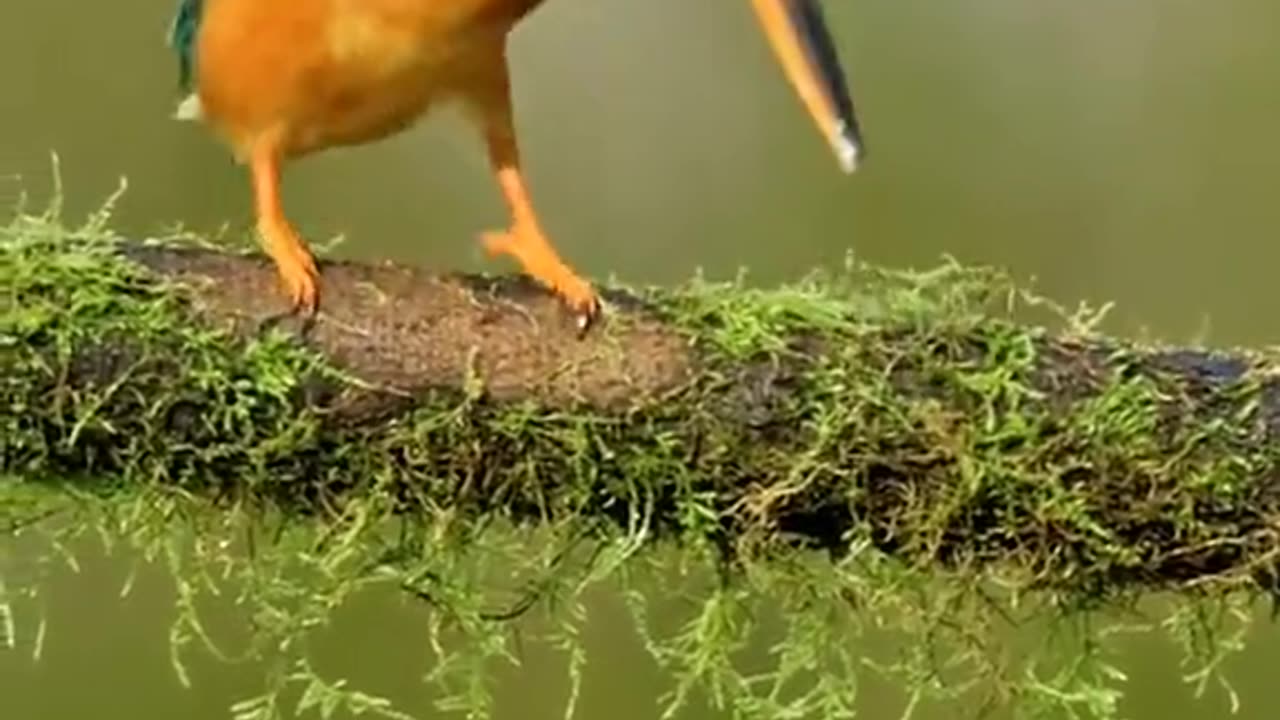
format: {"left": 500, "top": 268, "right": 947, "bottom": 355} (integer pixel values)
{"left": 2, "top": 0, "right": 1279, "bottom": 718}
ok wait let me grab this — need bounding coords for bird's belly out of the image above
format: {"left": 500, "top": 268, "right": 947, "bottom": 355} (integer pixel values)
{"left": 196, "top": 0, "right": 508, "bottom": 158}
{"left": 288, "top": 61, "right": 447, "bottom": 154}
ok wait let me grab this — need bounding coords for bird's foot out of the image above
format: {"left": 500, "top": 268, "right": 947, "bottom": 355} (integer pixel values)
{"left": 480, "top": 227, "right": 600, "bottom": 335}
{"left": 254, "top": 249, "right": 321, "bottom": 340}
{"left": 273, "top": 247, "right": 321, "bottom": 318}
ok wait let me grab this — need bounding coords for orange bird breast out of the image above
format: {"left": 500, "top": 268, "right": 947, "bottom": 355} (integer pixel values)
{"left": 193, "top": 0, "right": 545, "bottom": 160}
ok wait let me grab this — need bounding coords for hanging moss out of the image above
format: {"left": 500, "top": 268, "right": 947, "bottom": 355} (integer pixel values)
{"left": 2, "top": 188, "right": 1279, "bottom": 719}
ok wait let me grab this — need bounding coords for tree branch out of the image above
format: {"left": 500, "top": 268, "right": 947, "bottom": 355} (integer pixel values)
{"left": 6, "top": 233, "right": 1280, "bottom": 602}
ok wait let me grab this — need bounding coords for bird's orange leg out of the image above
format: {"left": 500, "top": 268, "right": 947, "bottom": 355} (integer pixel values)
{"left": 469, "top": 61, "right": 600, "bottom": 330}
{"left": 249, "top": 140, "right": 320, "bottom": 315}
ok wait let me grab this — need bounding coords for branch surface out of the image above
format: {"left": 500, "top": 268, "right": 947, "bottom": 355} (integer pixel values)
{"left": 6, "top": 236, "right": 1280, "bottom": 600}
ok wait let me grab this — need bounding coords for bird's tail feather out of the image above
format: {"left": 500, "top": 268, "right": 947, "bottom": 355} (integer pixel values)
{"left": 167, "top": 0, "right": 204, "bottom": 93}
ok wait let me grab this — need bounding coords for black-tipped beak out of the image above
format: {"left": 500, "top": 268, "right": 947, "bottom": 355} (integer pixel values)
{"left": 750, "top": 0, "right": 864, "bottom": 172}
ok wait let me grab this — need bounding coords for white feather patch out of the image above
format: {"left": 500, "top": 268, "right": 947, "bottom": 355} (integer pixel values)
{"left": 173, "top": 93, "right": 204, "bottom": 121}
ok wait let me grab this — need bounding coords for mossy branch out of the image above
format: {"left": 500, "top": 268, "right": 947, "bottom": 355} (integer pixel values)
{"left": 3, "top": 196, "right": 1279, "bottom": 719}
{"left": 8, "top": 227, "right": 1280, "bottom": 592}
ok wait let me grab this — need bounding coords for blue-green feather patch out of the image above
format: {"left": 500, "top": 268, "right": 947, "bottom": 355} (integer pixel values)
{"left": 168, "top": 0, "right": 204, "bottom": 92}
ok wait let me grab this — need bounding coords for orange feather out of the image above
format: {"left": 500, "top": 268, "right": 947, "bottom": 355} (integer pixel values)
{"left": 194, "top": 0, "right": 540, "bottom": 159}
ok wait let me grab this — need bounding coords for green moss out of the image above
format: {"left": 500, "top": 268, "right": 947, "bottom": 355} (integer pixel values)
{"left": 2, "top": 186, "right": 1278, "bottom": 719}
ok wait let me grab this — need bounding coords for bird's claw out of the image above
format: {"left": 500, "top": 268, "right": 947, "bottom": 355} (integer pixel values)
{"left": 568, "top": 291, "right": 601, "bottom": 337}
{"left": 276, "top": 252, "right": 321, "bottom": 318}
{"left": 480, "top": 229, "right": 601, "bottom": 336}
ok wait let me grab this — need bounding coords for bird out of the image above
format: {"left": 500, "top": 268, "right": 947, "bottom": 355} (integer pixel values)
{"left": 167, "top": 0, "right": 864, "bottom": 332}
